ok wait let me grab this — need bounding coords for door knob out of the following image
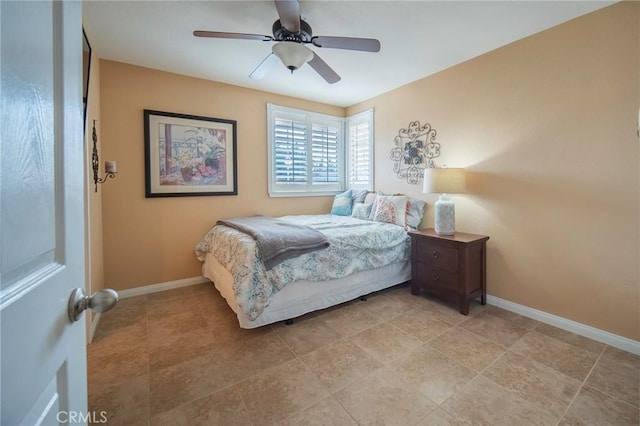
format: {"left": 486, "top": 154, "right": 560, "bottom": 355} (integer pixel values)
{"left": 67, "top": 288, "right": 119, "bottom": 322}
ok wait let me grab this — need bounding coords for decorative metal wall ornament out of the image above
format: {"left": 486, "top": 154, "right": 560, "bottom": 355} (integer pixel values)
{"left": 390, "top": 121, "right": 440, "bottom": 184}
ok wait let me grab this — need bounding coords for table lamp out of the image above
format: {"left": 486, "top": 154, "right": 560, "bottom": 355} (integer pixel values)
{"left": 423, "top": 168, "right": 466, "bottom": 235}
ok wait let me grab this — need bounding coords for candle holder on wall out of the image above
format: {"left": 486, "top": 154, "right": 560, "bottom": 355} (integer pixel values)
{"left": 91, "top": 120, "right": 117, "bottom": 192}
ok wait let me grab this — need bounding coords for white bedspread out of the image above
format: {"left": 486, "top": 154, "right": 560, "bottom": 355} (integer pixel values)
{"left": 195, "top": 214, "right": 410, "bottom": 320}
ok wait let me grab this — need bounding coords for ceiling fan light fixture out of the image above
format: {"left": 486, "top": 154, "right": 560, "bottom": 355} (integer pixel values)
{"left": 272, "top": 41, "right": 313, "bottom": 72}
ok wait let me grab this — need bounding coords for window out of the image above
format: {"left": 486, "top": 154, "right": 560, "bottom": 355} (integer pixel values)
{"left": 268, "top": 104, "right": 373, "bottom": 197}
{"left": 347, "top": 109, "right": 374, "bottom": 191}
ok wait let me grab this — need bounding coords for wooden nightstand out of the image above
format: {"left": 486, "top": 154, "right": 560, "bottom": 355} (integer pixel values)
{"left": 409, "top": 229, "right": 489, "bottom": 315}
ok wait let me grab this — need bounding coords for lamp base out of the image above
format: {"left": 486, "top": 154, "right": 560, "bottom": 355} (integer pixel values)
{"left": 434, "top": 195, "right": 455, "bottom": 235}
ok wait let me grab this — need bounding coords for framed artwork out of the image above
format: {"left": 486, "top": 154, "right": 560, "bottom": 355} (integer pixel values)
{"left": 144, "top": 110, "right": 237, "bottom": 197}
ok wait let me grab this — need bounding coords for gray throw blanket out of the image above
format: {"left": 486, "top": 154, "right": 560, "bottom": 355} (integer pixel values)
{"left": 217, "top": 216, "right": 329, "bottom": 270}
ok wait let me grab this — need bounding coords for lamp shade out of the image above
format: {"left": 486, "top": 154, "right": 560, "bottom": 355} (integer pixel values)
{"left": 272, "top": 42, "right": 313, "bottom": 71}
{"left": 423, "top": 168, "right": 466, "bottom": 194}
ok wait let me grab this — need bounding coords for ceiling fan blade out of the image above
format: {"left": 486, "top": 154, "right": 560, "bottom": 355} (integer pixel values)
{"left": 274, "top": 0, "right": 300, "bottom": 34}
{"left": 193, "top": 30, "right": 272, "bottom": 42}
{"left": 312, "top": 36, "right": 381, "bottom": 52}
{"left": 307, "top": 53, "right": 341, "bottom": 84}
{"left": 249, "top": 53, "right": 280, "bottom": 80}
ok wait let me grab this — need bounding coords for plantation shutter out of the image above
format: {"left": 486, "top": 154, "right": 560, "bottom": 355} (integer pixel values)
{"left": 274, "top": 117, "right": 307, "bottom": 184}
{"left": 347, "top": 109, "right": 374, "bottom": 191}
{"left": 311, "top": 123, "right": 340, "bottom": 184}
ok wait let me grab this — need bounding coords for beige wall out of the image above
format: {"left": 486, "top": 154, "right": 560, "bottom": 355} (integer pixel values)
{"left": 83, "top": 26, "right": 104, "bottom": 334}
{"left": 348, "top": 2, "right": 639, "bottom": 340}
{"left": 99, "top": 2, "right": 638, "bottom": 340}
{"left": 100, "top": 61, "right": 344, "bottom": 291}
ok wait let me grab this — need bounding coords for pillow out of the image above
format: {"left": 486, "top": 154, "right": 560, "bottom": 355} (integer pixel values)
{"left": 367, "top": 191, "right": 389, "bottom": 220}
{"left": 405, "top": 198, "right": 426, "bottom": 229}
{"left": 363, "top": 192, "right": 378, "bottom": 205}
{"left": 371, "top": 195, "right": 409, "bottom": 227}
{"left": 330, "top": 190, "right": 353, "bottom": 216}
{"left": 352, "top": 190, "right": 369, "bottom": 204}
{"left": 351, "top": 202, "right": 373, "bottom": 220}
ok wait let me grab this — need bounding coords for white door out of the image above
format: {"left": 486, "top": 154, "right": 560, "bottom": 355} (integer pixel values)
{"left": 1, "top": 1, "right": 88, "bottom": 425}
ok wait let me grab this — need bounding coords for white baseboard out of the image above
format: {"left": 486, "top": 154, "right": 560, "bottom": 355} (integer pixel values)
{"left": 486, "top": 295, "right": 640, "bottom": 356}
{"left": 89, "top": 312, "right": 101, "bottom": 344}
{"left": 117, "top": 276, "right": 209, "bottom": 299}
{"left": 112, "top": 278, "right": 639, "bottom": 355}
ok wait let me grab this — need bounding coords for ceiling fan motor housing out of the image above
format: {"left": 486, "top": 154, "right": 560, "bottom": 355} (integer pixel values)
{"left": 272, "top": 19, "right": 313, "bottom": 43}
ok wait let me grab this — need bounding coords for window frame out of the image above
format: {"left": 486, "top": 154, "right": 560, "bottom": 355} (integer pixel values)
{"left": 267, "top": 103, "right": 373, "bottom": 197}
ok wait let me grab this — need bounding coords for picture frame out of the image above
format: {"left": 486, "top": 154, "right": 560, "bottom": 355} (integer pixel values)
{"left": 144, "top": 110, "right": 238, "bottom": 197}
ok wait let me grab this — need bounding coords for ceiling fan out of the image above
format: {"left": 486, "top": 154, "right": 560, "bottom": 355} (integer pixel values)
{"left": 193, "top": 0, "right": 381, "bottom": 84}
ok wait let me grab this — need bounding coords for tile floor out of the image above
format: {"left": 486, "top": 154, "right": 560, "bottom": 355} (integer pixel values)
{"left": 87, "top": 282, "right": 640, "bottom": 425}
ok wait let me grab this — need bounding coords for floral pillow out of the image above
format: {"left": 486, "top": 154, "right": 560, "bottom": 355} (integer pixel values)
{"left": 367, "top": 192, "right": 390, "bottom": 220}
{"left": 351, "top": 202, "right": 373, "bottom": 220}
{"left": 371, "top": 195, "right": 409, "bottom": 227}
{"left": 330, "top": 190, "right": 353, "bottom": 216}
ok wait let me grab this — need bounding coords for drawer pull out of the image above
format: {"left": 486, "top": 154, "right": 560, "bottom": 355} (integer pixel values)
{"left": 432, "top": 250, "right": 439, "bottom": 259}
{"left": 432, "top": 272, "right": 440, "bottom": 280}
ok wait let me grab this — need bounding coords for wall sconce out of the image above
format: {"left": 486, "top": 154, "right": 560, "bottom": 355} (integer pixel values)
{"left": 91, "top": 120, "right": 116, "bottom": 192}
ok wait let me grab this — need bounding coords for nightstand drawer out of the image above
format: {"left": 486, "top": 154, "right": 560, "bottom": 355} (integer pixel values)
{"left": 414, "top": 238, "right": 458, "bottom": 272}
{"left": 413, "top": 263, "right": 458, "bottom": 291}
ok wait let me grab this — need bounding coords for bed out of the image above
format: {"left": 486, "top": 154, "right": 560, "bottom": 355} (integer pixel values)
{"left": 195, "top": 213, "right": 412, "bottom": 328}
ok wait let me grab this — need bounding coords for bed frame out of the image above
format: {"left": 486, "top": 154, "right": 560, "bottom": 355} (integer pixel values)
{"left": 202, "top": 252, "right": 411, "bottom": 328}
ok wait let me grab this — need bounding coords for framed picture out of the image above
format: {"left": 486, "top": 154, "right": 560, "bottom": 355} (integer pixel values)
{"left": 144, "top": 110, "right": 237, "bottom": 197}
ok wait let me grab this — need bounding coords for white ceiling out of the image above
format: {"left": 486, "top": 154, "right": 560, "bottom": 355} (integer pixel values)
{"left": 83, "top": 1, "right": 613, "bottom": 108}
